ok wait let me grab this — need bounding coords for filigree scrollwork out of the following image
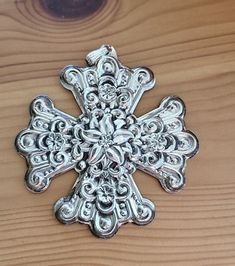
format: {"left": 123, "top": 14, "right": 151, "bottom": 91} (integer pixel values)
{"left": 16, "top": 96, "right": 82, "bottom": 192}
{"left": 16, "top": 45, "right": 198, "bottom": 238}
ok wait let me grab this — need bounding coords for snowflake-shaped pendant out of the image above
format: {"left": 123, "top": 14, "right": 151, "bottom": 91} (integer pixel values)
{"left": 15, "top": 45, "right": 199, "bottom": 238}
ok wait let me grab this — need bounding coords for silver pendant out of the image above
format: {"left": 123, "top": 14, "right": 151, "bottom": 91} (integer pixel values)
{"left": 15, "top": 45, "right": 199, "bottom": 238}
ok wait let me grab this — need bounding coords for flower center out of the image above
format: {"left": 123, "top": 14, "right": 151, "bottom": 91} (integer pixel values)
{"left": 99, "top": 134, "right": 114, "bottom": 149}
{"left": 99, "top": 83, "right": 117, "bottom": 103}
{"left": 98, "top": 184, "right": 114, "bottom": 205}
{"left": 46, "top": 132, "right": 65, "bottom": 151}
{"left": 145, "top": 133, "right": 167, "bottom": 151}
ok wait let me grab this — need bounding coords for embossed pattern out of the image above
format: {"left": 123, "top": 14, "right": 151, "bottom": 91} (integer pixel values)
{"left": 16, "top": 45, "right": 198, "bottom": 238}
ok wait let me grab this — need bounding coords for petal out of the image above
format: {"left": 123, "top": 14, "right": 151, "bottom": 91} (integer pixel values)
{"left": 113, "top": 129, "right": 134, "bottom": 144}
{"left": 133, "top": 139, "right": 142, "bottom": 146}
{"left": 106, "top": 145, "right": 125, "bottom": 165}
{"left": 88, "top": 143, "right": 104, "bottom": 164}
{"left": 100, "top": 114, "right": 114, "bottom": 135}
{"left": 81, "top": 129, "right": 101, "bottom": 144}
{"left": 129, "top": 124, "right": 142, "bottom": 138}
{"left": 131, "top": 145, "right": 141, "bottom": 157}
{"left": 80, "top": 142, "right": 91, "bottom": 152}
{"left": 89, "top": 117, "right": 99, "bottom": 129}
{"left": 122, "top": 142, "right": 133, "bottom": 153}
{"left": 114, "top": 119, "right": 126, "bottom": 129}
{"left": 110, "top": 101, "right": 116, "bottom": 109}
{"left": 45, "top": 138, "right": 53, "bottom": 146}
{"left": 101, "top": 155, "right": 109, "bottom": 169}
{"left": 71, "top": 143, "right": 84, "bottom": 161}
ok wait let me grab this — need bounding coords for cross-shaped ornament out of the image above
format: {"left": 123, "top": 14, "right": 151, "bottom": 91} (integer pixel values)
{"left": 16, "top": 45, "right": 199, "bottom": 238}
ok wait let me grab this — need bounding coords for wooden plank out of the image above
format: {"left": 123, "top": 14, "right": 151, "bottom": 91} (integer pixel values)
{"left": 0, "top": 0, "right": 235, "bottom": 265}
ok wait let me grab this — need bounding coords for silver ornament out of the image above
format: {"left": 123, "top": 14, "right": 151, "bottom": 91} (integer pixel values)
{"left": 16, "top": 45, "right": 199, "bottom": 238}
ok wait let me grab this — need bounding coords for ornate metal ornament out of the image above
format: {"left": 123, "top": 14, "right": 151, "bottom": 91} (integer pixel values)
{"left": 15, "top": 45, "right": 199, "bottom": 238}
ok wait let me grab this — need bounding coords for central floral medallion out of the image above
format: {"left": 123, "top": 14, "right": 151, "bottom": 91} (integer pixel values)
{"left": 80, "top": 111, "right": 133, "bottom": 167}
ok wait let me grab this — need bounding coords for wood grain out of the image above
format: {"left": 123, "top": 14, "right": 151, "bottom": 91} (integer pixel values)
{"left": 0, "top": 0, "right": 235, "bottom": 265}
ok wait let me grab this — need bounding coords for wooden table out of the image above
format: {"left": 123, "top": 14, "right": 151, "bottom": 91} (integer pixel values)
{"left": 0, "top": 0, "right": 235, "bottom": 265}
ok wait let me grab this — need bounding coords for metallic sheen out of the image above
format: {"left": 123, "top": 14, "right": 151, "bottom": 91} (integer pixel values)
{"left": 15, "top": 45, "right": 199, "bottom": 238}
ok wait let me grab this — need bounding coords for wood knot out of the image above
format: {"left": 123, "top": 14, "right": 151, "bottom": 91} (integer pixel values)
{"left": 40, "top": 0, "right": 107, "bottom": 19}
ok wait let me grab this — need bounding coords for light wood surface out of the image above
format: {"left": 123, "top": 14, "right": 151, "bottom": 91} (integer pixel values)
{"left": 0, "top": 0, "right": 235, "bottom": 265}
